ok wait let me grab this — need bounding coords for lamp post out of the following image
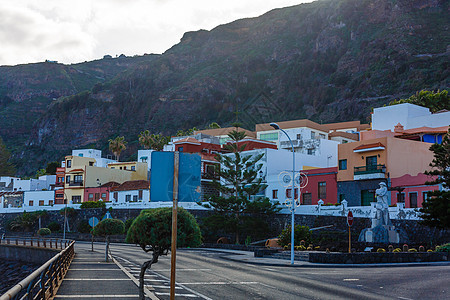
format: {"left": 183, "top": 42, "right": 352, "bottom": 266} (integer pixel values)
{"left": 63, "top": 192, "right": 68, "bottom": 240}
{"left": 270, "top": 122, "right": 296, "bottom": 265}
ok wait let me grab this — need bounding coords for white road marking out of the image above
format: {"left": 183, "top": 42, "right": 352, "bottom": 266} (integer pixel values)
{"left": 153, "top": 268, "right": 211, "bottom": 272}
{"left": 151, "top": 286, "right": 182, "bottom": 289}
{"left": 69, "top": 269, "right": 122, "bottom": 271}
{"left": 55, "top": 295, "right": 138, "bottom": 298}
{"left": 343, "top": 279, "right": 359, "bottom": 281}
{"left": 398, "top": 297, "right": 413, "bottom": 300}
{"left": 155, "top": 293, "right": 198, "bottom": 297}
{"left": 180, "top": 281, "right": 259, "bottom": 285}
{"left": 63, "top": 278, "right": 130, "bottom": 281}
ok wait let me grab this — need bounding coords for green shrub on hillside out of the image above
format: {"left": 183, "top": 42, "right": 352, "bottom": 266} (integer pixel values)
{"left": 80, "top": 201, "right": 106, "bottom": 209}
{"left": 37, "top": 228, "right": 51, "bottom": 236}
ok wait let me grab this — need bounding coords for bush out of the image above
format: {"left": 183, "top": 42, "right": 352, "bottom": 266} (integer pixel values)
{"left": 278, "top": 225, "right": 311, "bottom": 247}
{"left": 77, "top": 220, "right": 92, "bottom": 233}
{"left": 37, "top": 228, "right": 51, "bottom": 236}
{"left": 408, "top": 248, "right": 417, "bottom": 252}
{"left": 393, "top": 248, "right": 401, "bottom": 253}
{"left": 435, "top": 243, "right": 450, "bottom": 252}
{"left": 48, "top": 221, "right": 61, "bottom": 232}
{"left": 294, "top": 245, "right": 306, "bottom": 251}
{"left": 80, "top": 201, "right": 106, "bottom": 209}
{"left": 377, "top": 248, "right": 386, "bottom": 253}
{"left": 125, "top": 218, "right": 135, "bottom": 232}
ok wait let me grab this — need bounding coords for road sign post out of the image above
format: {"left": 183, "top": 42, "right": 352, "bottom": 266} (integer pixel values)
{"left": 89, "top": 217, "right": 99, "bottom": 252}
{"left": 347, "top": 211, "right": 353, "bottom": 253}
{"left": 170, "top": 152, "right": 179, "bottom": 300}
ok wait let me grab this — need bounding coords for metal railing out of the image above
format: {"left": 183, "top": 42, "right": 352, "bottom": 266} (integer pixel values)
{"left": 0, "top": 237, "right": 72, "bottom": 250}
{"left": 0, "top": 238, "right": 75, "bottom": 300}
{"left": 354, "top": 164, "right": 386, "bottom": 175}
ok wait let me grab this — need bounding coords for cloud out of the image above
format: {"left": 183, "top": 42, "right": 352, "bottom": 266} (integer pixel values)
{"left": 0, "top": 0, "right": 311, "bottom": 66}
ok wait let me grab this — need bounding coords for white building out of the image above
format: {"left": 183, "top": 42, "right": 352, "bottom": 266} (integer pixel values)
{"left": 23, "top": 190, "right": 55, "bottom": 208}
{"left": 110, "top": 180, "right": 150, "bottom": 204}
{"left": 71, "top": 149, "right": 116, "bottom": 168}
{"left": 372, "top": 103, "right": 450, "bottom": 131}
{"left": 0, "top": 175, "right": 55, "bottom": 192}
{"left": 221, "top": 147, "right": 338, "bottom": 204}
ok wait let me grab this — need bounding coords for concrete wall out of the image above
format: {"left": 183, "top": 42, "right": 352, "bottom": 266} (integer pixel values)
{"left": 0, "top": 244, "right": 59, "bottom": 264}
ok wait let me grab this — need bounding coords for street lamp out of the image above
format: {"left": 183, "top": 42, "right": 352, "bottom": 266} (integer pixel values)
{"left": 63, "top": 192, "right": 68, "bottom": 240}
{"left": 270, "top": 122, "right": 296, "bottom": 265}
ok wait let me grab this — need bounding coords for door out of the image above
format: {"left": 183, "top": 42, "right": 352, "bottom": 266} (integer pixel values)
{"left": 366, "top": 156, "right": 377, "bottom": 171}
{"left": 361, "top": 190, "right": 375, "bottom": 206}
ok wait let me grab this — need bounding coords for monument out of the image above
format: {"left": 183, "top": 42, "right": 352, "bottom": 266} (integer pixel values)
{"left": 359, "top": 182, "right": 406, "bottom": 244}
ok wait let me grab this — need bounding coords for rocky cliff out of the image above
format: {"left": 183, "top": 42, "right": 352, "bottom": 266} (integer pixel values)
{"left": 2, "top": 0, "right": 449, "bottom": 175}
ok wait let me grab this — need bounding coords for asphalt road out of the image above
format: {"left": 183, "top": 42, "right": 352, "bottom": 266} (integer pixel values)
{"left": 76, "top": 242, "right": 449, "bottom": 300}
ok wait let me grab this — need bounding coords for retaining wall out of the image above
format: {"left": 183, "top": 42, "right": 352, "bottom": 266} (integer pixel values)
{"left": 0, "top": 244, "right": 59, "bottom": 264}
{"left": 308, "top": 251, "right": 449, "bottom": 264}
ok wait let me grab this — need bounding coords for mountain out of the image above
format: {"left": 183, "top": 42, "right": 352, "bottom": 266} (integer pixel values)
{"left": 3, "top": 0, "right": 450, "bottom": 175}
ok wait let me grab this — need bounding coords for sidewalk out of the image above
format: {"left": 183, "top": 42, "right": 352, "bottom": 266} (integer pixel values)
{"left": 54, "top": 247, "right": 156, "bottom": 300}
{"left": 199, "top": 248, "right": 450, "bottom": 268}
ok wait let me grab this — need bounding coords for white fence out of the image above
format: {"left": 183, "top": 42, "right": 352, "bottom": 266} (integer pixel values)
{"left": 0, "top": 199, "right": 421, "bottom": 220}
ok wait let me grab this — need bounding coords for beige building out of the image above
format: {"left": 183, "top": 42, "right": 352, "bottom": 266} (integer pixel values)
{"left": 64, "top": 155, "right": 147, "bottom": 203}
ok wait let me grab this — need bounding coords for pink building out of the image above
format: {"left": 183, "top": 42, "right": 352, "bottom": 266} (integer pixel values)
{"left": 390, "top": 173, "right": 439, "bottom": 208}
{"left": 300, "top": 167, "right": 338, "bottom": 205}
{"left": 84, "top": 181, "right": 120, "bottom": 202}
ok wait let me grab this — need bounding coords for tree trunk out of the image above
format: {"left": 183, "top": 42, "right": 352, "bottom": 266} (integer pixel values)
{"left": 139, "top": 252, "right": 159, "bottom": 300}
{"left": 105, "top": 236, "right": 109, "bottom": 262}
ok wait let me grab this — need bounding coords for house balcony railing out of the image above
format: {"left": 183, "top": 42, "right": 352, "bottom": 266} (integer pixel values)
{"left": 69, "top": 181, "right": 83, "bottom": 187}
{"left": 201, "top": 172, "right": 219, "bottom": 181}
{"left": 354, "top": 164, "right": 386, "bottom": 175}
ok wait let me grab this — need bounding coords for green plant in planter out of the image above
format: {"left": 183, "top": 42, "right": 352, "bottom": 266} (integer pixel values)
{"left": 408, "top": 248, "right": 418, "bottom": 252}
{"left": 37, "top": 228, "right": 51, "bottom": 236}
{"left": 393, "top": 248, "right": 401, "bottom": 253}
{"left": 377, "top": 248, "right": 386, "bottom": 253}
{"left": 278, "top": 225, "right": 311, "bottom": 247}
{"left": 435, "top": 243, "right": 450, "bottom": 252}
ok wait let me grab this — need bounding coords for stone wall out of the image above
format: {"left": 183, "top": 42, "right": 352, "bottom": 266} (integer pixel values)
{"left": 0, "top": 209, "right": 448, "bottom": 247}
{"left": 309, "top": 251, "right": 449, "bottom": 264}
{"left": 0, "top": 244, "right": 59, "bottom": 264}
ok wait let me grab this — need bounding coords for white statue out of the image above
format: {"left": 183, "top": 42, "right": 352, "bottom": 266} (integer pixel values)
{"left": 373, "top": 182, "right": 391, "bottom": 227}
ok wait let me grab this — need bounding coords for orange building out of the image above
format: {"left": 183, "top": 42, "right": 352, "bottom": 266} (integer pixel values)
{"left": 337, "top": 137, "right": 435, "bottom": 206}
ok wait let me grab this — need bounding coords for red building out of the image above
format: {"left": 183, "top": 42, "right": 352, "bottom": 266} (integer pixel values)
{"left": 300, "top": 167, "right": 338, "bottom": 205}
{"left": 84, "top": 181, "right": 120, "bottom": 202}
{"left": 390, "top": 173, "right": 439, "bottom": 208}
{"left": 55, "top": 167, "right": 65, "bottom": 204}
{"left": 223, "top": 137, "right": 277, "bottom": 151}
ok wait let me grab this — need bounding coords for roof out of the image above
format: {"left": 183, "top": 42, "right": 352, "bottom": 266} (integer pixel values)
{"left": 100, "top": 181, "right": 121, "bottom": 188}
{"left": 329, "top": 131, "right": 359, "bottom": 141}
{"left": 111, "top": 180, "right": 150, "bottom": 192}
{"left": 68, "top": 168, "right": 84, "bottom": 173}
{"left": 399, "top": 126, "right": 449, "bottom": 135}
{"left": 195, "top": 127, "right": 256, "bottom": 138}
{"left": 255, "top": 119, "right": 328, "bottom": 133}
{"left": 173, "top": 137, "right": 201, "bottom": 145}
{"left": 328, "top": 122, "right": 370, "bottom": 132}
{"left": 353, "top": 142, "right": 385, "bottom": 151}
{"left": 0, "top": 191, "right": 23, "bottom": 196}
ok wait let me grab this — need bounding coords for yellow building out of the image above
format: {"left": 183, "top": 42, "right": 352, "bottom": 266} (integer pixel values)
{"left": 64, "top": 155, "right": 148, "bottom": 203}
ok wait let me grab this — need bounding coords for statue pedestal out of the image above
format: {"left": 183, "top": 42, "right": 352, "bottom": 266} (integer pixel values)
{"left": 360, "top": 225, "right": 400, "bottom": 244}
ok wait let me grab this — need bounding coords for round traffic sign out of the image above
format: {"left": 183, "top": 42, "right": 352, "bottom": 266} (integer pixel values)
{"left": 347, "top": 211, "right": 354, "bottom": 227}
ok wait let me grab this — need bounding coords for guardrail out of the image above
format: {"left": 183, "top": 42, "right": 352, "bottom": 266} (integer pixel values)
{"left": 0, "top": 237, "right": 72, "bottom": 250}
{"left": 0, "top": 238, "right": 75, "bottom": 300}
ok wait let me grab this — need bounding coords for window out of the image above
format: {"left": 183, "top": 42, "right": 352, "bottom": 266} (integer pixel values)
{"left": 259, "top": 132, "right": 278, "bottom": 142}
{"left": 111, "top": 167, "right": 115, "bottom": 169}
{"left": 74, "top": 175, "right": 83, "bottom": 183}
{"left": 133, "top": 195, "right": 138, "bottom": 202}
{"left": 66, "top": 176, "right": 70, "bottom": 183}
{"left": 29, "top": 201, "right": 33, "bottom": 206}
{"left": 311, "top": 131, "right": 315, "bottom": 139}
{"left": 342, "top": 140, "right": 348, "bottom": 144}
{"left": 39, "top": 200, "right": 44, "bottom": 206}
{"left": 78, "top": 154, "right": 83, "bottom": 157}
{"left": 397, "top": 192, "right": 405, "bottom": 203}
{"left": 72, "top": 196, "right": 81, "bottom": 204}
{"left": 95, "top": 193, "right": 100, "bottom": 201}
{"left": 89, "top": 161, "right": 94, "bottom": 166}
{"left": 58, "top": 177, "right": 64, "bottom": 182}
{"left": 366, "top": 156, "right": 377, "bottom": 170}
{"left": 125, "top": 195, "right": 131, "bottom": 202}
{"left": 302, "top": 193, "right": 312, "bottom": 205}
{"left": 101, "top": 193, "right": 107, "bottom": 199}
{"left": 138, "top": 190, "right": 143, "bottom": 200}
{"left": 319, "top": 133, "right": 326, "bottom": 139}
{"left": 272, "top": 190, "right": 278, "bottom": 199}
{"left": 339, "top": 159, "right": 347, "bottom": 170}
{"left": 286, "top": 188, "right": 299, "bottom": 199}
{"left": 124, "top": 166, "right": 127, "bottom": 170}
{"left": 49, "top": 200, "right": 53, "bottom": 206}
{"left": 88, "top": 193, "right": 94, "bottom": 200}
{"left": 318, "top": 182, "right": 326, "bottom": 199}
{"left": 67, "top": 160, "right": 72, "bottom": 168}
{"left": 114, "top": 192, "right": 118, "bottom": 202}
{"left": 339, "top": 194, "right": 345, "bottom": 203}
{"left": 423, "top": 191, "right": 431, "bottom": 202}
{"left": 56, "top": 193, "right": 63, "bottom": 198}
{"left": 361, "top": 190, "right": 375, "bottom": 206}
{"left": 131, "top": 166, "right": 136, "bottom": 171}
{"left": 307, "top": 149, "right": 314, "bottom": 155}
{"left": 296, "top": 134, "right": 301, "bottom": 140}
{"left": 409, "top": 192, "right": 418, "bottom": 208}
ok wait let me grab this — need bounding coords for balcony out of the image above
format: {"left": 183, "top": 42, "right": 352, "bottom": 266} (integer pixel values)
{"left": 280, "top": 140, "right": 303, "bottom": 149}
{"left": 201, "top": 172, "right": 219, "bottom": 181}
{"left": 69, "top": 181, "right": 83, "bottom": 187}
{"left": 354, "top": 164, "right": 386, "bottom": 180}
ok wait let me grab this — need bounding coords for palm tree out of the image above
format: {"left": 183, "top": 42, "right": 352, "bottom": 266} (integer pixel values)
{"left": 109, "top": 136, "right": 127, "bottom": 161}
{"left": 138, "top": 130, "right": 152, "bottom": 149}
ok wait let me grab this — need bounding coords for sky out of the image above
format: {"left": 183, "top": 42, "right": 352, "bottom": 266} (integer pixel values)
{"left": 0, "top": 0, "right": 314, "bottom": 66}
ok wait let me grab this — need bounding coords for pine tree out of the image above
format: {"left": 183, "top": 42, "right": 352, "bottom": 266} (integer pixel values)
{"left": 200, "top": 130, "right": 280, "bottom": 244}
{"left": 420, "top": 128, "right": 450, "bottom": 229}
